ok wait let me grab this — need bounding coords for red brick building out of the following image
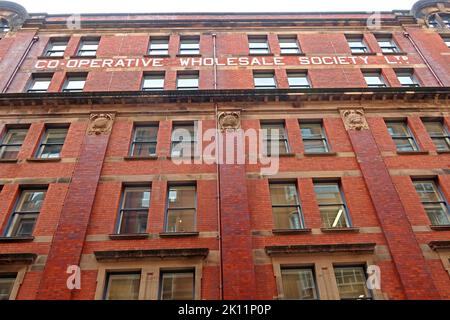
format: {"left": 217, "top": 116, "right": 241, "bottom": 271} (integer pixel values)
{"left": 0, "top": 0, "right": 449, "bottom": 300}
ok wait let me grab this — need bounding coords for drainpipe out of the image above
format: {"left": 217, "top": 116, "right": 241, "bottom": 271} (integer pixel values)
{"left": 403, "top": 31, "right": 444, "bottom": 87}
{"left": 212, "top": 33, "right": 224, "bottom": 300}
{"left": 2, "top": 35, "right": 39, "bottom": 93}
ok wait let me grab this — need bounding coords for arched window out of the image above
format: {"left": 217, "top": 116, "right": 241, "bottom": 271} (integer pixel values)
{"left": 0, "top": 18, "right": 10, "bottom": 33}
{"left": 428, "top": 13, "right": 450, "bottom": 28}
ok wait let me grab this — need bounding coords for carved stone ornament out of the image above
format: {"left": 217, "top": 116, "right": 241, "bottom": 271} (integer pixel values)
{"left": 87, "top": 113, "right": 114, "bottom": 135}
{"left": 341, "top": 109, "right": 369, "bottom": 131}
{"left": 218, "top": 111, "right": 241, "bottom": 131}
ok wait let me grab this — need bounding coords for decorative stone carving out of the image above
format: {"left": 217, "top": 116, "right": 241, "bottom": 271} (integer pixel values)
{"left": 87, "top": 113, "right": 114, "bottom": 135}
{"left": 218, "top": 111, "right": 240, "bottom": 131}
{"left": 341, "top": 109, "right": 369, "bottom": 131}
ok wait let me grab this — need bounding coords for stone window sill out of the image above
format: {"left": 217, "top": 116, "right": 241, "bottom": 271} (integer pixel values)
{"left": 437, "top": 150, "right": 450, "bottom": 154}
{"left": 176, "top": 54, "right": 202, "bottom": 57}
{"left": 37, "top": 56, "right": 65, "bottom": 60}
{"left": 304, "top": 152, "right": 337, "bottom": 157}
{"left": 382, "top": 52, "right": 407, "bottom": 56}
{"left": 26, "top": 158, "right": 62, "bottom": 163}
{"left": 430, "top": 225, "right": 450, "bottom": 231}
{"left": 279, "top": 53, "right": 306, "bottom": 56}
{"left": 396, "top": 151, "right": 429, "bottom": 155}
{"left": 124, "top": 155, "right": 158, "bottom": 161}
{"left": 70, "top": 55, "right": 97, "bottom": 59}
{"left": 159, "top": 232, "right": 199, "bottom": 238}
{"left": 351, "top": 52, "right": 377, "bottom": 56}
{"left": 0, "top": 159, "right": 18, "bottom": 163}
{"left": 0, "top": 236, "right": 34, "bottom": 243}
{"left": 320, "top": 227, "right": 360, "bottom": 233}
{"left": 144, "top": 54, "right": 171, "bottom": 58}
{"left": 272, "top": 228, "right": 312, "bottom": 235}
{"left": 109, "top": 233, "right": 149, "bottom": 240}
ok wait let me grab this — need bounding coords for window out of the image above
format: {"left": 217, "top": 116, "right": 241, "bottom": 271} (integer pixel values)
{"left": 176, "top": 72, "right": 199, "bottom": 90}
{"left": 385, "top": 121, "right": 418, "bottom": 152}
{"left": 279, "top": 36, "right": 301, "bottom": 54}
{"left": 443, "top": 36, "right": 450, "bottom": 48}
{"left": 300, "top": 122, "right": 330, "bottom": 153}
{"left": 130, "top": 125, "right": 158, "bottom": 157}
{"left": 287, "top": 72, "right": 310, "bottom": 88}
{"left": 44, "top": 39, "right": 68, "bottom": 57}
{"left": 261, "top": 122, "right": 289, "bottom": 155}
{"left": 77, "top": 38, "right": 99, "bottom": 57}
{"left": 171, "top": 122, "right": 197, "bottom": 157}
{"left": 0, "top": 128, "right": 28, "bottom": 160}
{"left": 334, "top": 266, "right": 371, "bottom": 300}
{"left": 104, "top": 272, "right": 140, "bottom": 300}
{"left": 142, "top": 73, "right": 165, "bottom": 91}
{"left": 117, "top": 187, "right": 150, "bottom": 234}
{"left": 160, "top": 270, "right": 195, "bottom": 300}
{"left": 179, "top": 36, "right": 200, "bottom": 55}
{"left": 27, "top": 75, "right": 52, "bottom": 93}
{"left": 413, "top": 180, "right": 450, "bottom": 226}
{"left": 254, "top": 71, "right": 276, "bottom": 89}
{"left": 165, "top": 184, "right": 196, "bottom": 233}
{"left": 149, "top": 37, "right": 169, "bottom": 56}
{"left": 428, "top": 13, "right": 450, "bottom": 28}
{"left": 423, "top": 120, "right": 450, "bottom": 152}
{"left": 376, "top": 36, "right": 399, "bottom": 53}
{"left": 314, "top": 182, "right": 351, "bottom": 228}
{"left": 281, "top": 268, "right": 318, "bottom": 300}
{"left": 396, "top": 70, "right": 419, "bottom": 87}
{"left": 363, "top": 71, "right": 387, "bottom": 88}
{"left": 62, "top": 75, "right": 86, "bottom": 92}
{"left": 36, "top": 127, "right": 68, "bottom": 159}
{"left": 346, "top": 36, "right": 369, "bottom": 54}
{"left": 0, "top": 19, "right": 9, "bottom": 33}
{"left": 0, "top": 274, "right": 16, "bottom": 300}
{"left": 5, "top": 189, "right": 46, "bottom": 237}
{"left": 248, "top": 35, "right": 270, "bottom": 54}
{"left": 269, "top": 183, "right": 304, "bottom": 230}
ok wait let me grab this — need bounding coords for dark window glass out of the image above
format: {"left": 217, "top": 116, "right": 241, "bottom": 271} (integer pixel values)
{"left": 104, "top": 272, "right": 140, "bottom": 300}
{"left": 269, "top": 183, "right": 304, "bottom": 230}
{"left": 130, "top": 125, "right": 158, "bottom": 157}
{"left": 36, "top": 127, "right": 68, "bottom": 159}
{"left": 249, "top": 36, "right": 270, "bottom": 54}
{"left": 179, "top": 37, "right": 200, "bottom": 55}
{"left": 314, "top": 182, "right": 351, "bottom": 228}
{"left": 423, "top": 120, "right": 450, "bottom": 152}
{"left": 160, "top": 270, "right": 194, "bottom": 300}
{"left": 45, "top": 40, "right": 68, "bottom": 57}
{"left": 300, "top": 122, "right": 329, "bottom": 153}
{"left": 142, "top": 73, "right": 165, "bottom": 91}
{"left": 254, "top": 72, "right": 276, "bottom": 89}
{"left": 166, "top": 185, "right": 196, "bottom": 233}
{"left": 171, "top": 123, "right": 197, "bottom": 157}
{"left": 0, "top": 128, "right": 28, "bottom": 160}
{"left": 386, "top": 121, "right": 418, "bottom": 152}
{"left": 261, "top": 122, "right": 289, "bottom": 155}
{"left": 413, "top": 180, "right": 450, "bottom": 226}
{"left": 77, "top": 39, "right": 99, "bottom": 57}
{"left": 117, "top": 187, "right": 150, "bottom": 234}
{"left": 149, "top": 37, "right": 169, "bottom": 55}
{"left": 279, "top": 36, "right": 300, "bottom": 54}
{"left": 281, "top": 268, "right": 318, "bottom": 300}
{"left": 0, "top": 274, "right": 16, "bottom": 300}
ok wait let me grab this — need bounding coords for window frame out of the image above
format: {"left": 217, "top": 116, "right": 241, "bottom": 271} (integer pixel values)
{"left": 248, "top": 35, "right": 270, "bottom": 55}
{"left": 395, "top": 70, "right": 420, "bottom": 88}
{"left": 0, "top": 18, "right": 10, "bottom": 33}
{"left": 300, "top": 121, "right": 330, "bottom": 154}
{"left": 129, "top": 124, "right": 159, "bottom": 157}
{"left": 375, "top": 35, "right": 400, "bottom": 53}
{"left": 269, "top": 181, "right": 305, "bottom": 230}
{"left": 164, "top": 183, "right": 197, "bottom": 233}
{"left": 158, "top": 269, "right": 196, "bottom": 300}
{"left": 35, "top": 126, "right": 69, "bottom": 159}
{"left": 179, "top": 36, "right": 200, "bottom": 56}
{"left": 0, "top": 126, "right": 29, "bottom": 160}
{"left": 313, "top": 181, "right": 352, "bottom": 229}
{"left": 261, "top": 121, "right": 290, "bottom": 156}
{"left": 170, "top": 122, "right": 198, "bottom": 158}
{"left": 278, "top": 35, "right": 301, "bottom": 55}
{"left": 142, "top": 73, "right": 165, "bottom": 91}
{"left": 44, "top": 39, "right": 69, "bottom": 57}
{"left": 333, "top": 265, "right": 373, "bottom": 300}
{"left": 363, "top": 71, "right": 387, "bottom": 88}
{"left": 76, "top": 38, "right": 100, "bottom": 57}
{"left": 176, "top": 72, "right": 199, "bottom": 90}
{"left": 422, "top": 119, "right": 450, "bottom": 152}
{"left": 3, "top": 188, "right": 47, "bottom": 238}
{"left": 115, "top": 186, "right": 151, "bottom": 235}
{"left": 62, "top": 74, "right": 87, "bottom": 93}
{"left": 413, "top": 179, "right": 450, "bottom": 226}
{"left": 346, "top": 35, "right": 369, "bottom": 54}
{"left": 26, "top": 74, "right": 53, "bottom": 93}
{"left": 280, "top": 266, "right": 319, "bottom": 300}
{"left": 148, "top": 36, "right": 170, "bottom": 56}
{"left": 253, "top": 71, "right": 277, "bottom": 89}
{"left": 385, "top": 120, "right": 419, "bottom": 152}
{"left": 103, "top": 270, "right": 142, "bottom": 300}
{"left": 287, "top": 71, "right": 311, "bottom": 88}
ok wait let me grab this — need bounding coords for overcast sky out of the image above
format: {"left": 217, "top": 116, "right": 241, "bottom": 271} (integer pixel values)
{"left": 15, "top": 0, "right": 418, "bottom": 14}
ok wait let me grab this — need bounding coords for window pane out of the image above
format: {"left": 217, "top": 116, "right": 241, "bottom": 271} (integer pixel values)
{"left": 123, "top": 189, "right": 150, "bottom": 209}
{"left": 288, "top": 74, "right": 309, "bottom": 87}
{"left": 272, "top": 207, "right": 302, "bottom": 229}
{"left": 166, "top": 209, "right": 196, "bottom": 232}
{"left": 45, "top": 128, "right": 68, "bottom": 144}
{"left": 393, "top": 138, "right": 417, "bottom": 151}
{"left": 132, "top": 143, "right": 156, "bottom": 156}
{"left": 270, "top": 184, "right": 299, "bottom": 206}
{"left": 424, "top": 203, "right": 450, "bottom": 226}
{"left": 10, "top": 214, "right": 37, "bottom": 236}
{"left": 30, "top": 79, "right": 51, "bottom": 91}
{"left": 364, "top": 74, "right": 384, "bottom": 86}
{"left": 160, "top": 272, "right": 194, "bottom": 300}
{"left": 0, "top": 129, "right": 27, "bottom": 159}
{"left": 424, "top": 122, "right": 446, "bottom": 136}
{"left": 314, "top": 184, "right": 342, "bottom": 205}
{"left": 143, "top": 75, "right": 164, "bottom": 90}
{"left": 134, "top": 126, "right": 158, "bottom": 142}
{"left": 105, "top": 273, "right": 140, "bottom": 300}
{"left": 432, "top": 137, "right": 450, "bottom": 151}
{"left": 319, "top": 205, "right": 349, "bottom": 228}
{"left": 303, "top": 140, "right": 328, "bottom": 153}
{"left": 254, "top": 74, "right": 276, "bottom": 88}
{"left": 0, "top": 275, "right": 16, "bottom": 300}
{"left": 262, "top": 123, "right": 286, "bottom": 139}
{"left": 64, "top": 78, "right": 86, "bottom": 91}
{"left": 177, "top": 75, "right": 199, "bottom": 89}
{"left": 172, "top": 124, "right": 195, "bottom": 142}
{"left": 119, "top": 210, "right": 148, "bottom": 234}
{"left": 301, "top": 123, "right": 325, "bottom": 139}
{"left": 334, "top": 267, "right": 370, "bottom": 300}
{"left": 38, "top": 144, "right": 63, "bottom": 158}
{"left": 414, "top": 182, "right": 441, "bottom": 202}
{"left": 281, "top": 268, "right": 318, "bottom": 300}
{"left": 397, "top": 73, "right": 416, "bottom": 86}
{"left": 168, "top": 186, "right": 196, "bottom": 208}
{"left": 17, "top": 191, "right": 46, "bottom": 212}
{"left": 0, "top": 146, "right": 20, "bottom": 160}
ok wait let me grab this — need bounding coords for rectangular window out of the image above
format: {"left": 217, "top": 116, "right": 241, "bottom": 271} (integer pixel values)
{"left": 149, "top": 37, "right": 169, "bottom": 56}
{"left": 0, "top": 274, "right": 16, "bottom": 300}
{"left": 176, "top": 72, "right": 199, "bottom": 90}
{"left": 44, "top": 39, "right": 68, "bottom": 57}
{"left": 334, "top": 266, "right": 371, "bottom": 300}
{"left": 413, "top": 180, "right": 450, "bottom": 226}
{"left": 376, "top": 35, "right": 399, "bottom": 53}
{"left": 254, "top": 71, "right": 276, "bottom": 89}
{"left": 171, "top": 122, "right": 196, "bottom": 158}
{"left": 248, "top": 35, "right": 270, "bottom": 54}
{"left": 130, "top": 125, "right": 158, "bottom": 157}
{"left": 279, "top": 36, "right": 301, "bottom": 54}
{"left": 423, "top": 120, "right": 450, "bottom": 151}
{"left": 0, "top": 127, "right": 28, "bottom": 160}
{"left": 165, "top": 184, "right": 196, "bottom": 233}
{"left": 62, "top": 75, "right": 86, "bottom": 92}
{"left": 159, "top": 270, "right": 195, "bottom": 300}
{"left": 346, "top": 36, "right": 369, "bottom": 54}
{"left": 261, "top": 122, "right": 289, "bottom": 155}
{"left": 27, "top": 75, "right": 52, "bottom": 93}
{"left": 363, "top": 71, "right": 387, "bottom": 88}
{"left": 386, "top": 121, "right": 418, "bottom": 152}
{"left": 104, "top": 272, "right": 140, "bottom": 300}
{"left": 281, "top": 268, "right": 318, "bottom": 300}
{"left": 443, "top": 36, "right": 450, "bottom": 48}
{"left": 142, "top": 73, "right": 165, "bottom": 91}
{"left": 179, "top": 36, "right": 200, "bottom": 55}
{"left": 36, "top": 127, "right": 68, "bottom": 159}
{"left": 396, "top": 70, "right": 419, "bottom": 87}
{"left": 287, "top": 72, "right": 310, "bottom": 88}
{"left": 314, "top": 182, "right": 351, "bottom": 228}
{"left": 117, "top": 187, "right": 150, "bottom": 234}
{"left": 5, "top": 189, "right": 46, "bottom": 237}
{"left": 300, "top": 121, "right": 330, "bottom": 153}
{"left": 269, "top": 183, "right": 304, "bottom": 230}
{"left": 77, "top": 38, "right": 99, "bottom": 57}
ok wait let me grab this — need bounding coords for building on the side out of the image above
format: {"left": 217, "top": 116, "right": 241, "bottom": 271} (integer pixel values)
{"left": 0, "top": 0, "right": 449, "bottom": 300}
